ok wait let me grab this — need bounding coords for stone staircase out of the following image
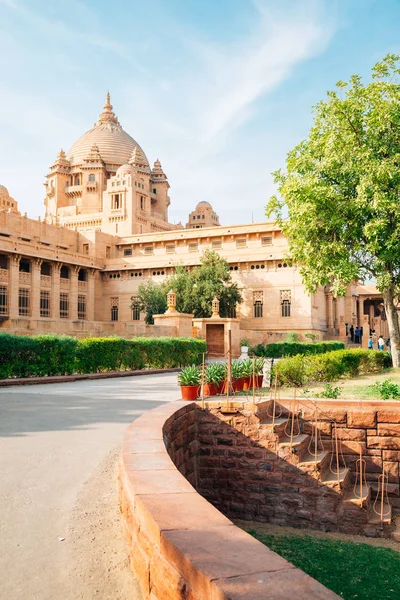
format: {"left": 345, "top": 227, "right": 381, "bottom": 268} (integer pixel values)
{"left": 258, "top": 411, "right": 396, "bottom": 539}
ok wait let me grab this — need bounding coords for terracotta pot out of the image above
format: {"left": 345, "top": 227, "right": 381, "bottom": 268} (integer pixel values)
{"left": 204, "top": 383, "right": 218, "bottom": 397}
{"left": 242, "top": 376, "right": 252, "bottom": 390}
{"left": 180, "top": 385, "right": 200, "bottom": 401}
{"left": 233, "top": 377, "right": 245, "bottom": 392}
{"left": 256, "top": 375, "right": 263, "bottom": 388}
{"left": 217, "top": 381, "right": 225, "bottom": 395}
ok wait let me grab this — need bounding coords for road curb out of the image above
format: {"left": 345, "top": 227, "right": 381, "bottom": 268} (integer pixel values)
{"left": 0, "top": 368, "right": 180, "bottom": 388}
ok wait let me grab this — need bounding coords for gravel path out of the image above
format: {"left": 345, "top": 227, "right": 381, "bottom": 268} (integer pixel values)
{"left": 0, "top": 373, "right": 180, "bottom": 600}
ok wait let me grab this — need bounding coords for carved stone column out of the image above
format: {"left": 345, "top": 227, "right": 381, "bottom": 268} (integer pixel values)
{"left": 31, "top": 258, "right": 42, "bottom": 320}
{"left": 326, "top": 294, "right": 334, "bottom": 330}
{"left": 69, "top": 265, "right": 79, "bottom": 321}
{"left": 9, "top": 254, "right": 20, "bottom": 319}
{"left": 87, "top": 269, "right": 96, "bottom": 322}
{"left": 52, "top": 263, "right": 61, "bottom": 320}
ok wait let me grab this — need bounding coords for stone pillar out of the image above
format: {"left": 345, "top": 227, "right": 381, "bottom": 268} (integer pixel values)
{"left": 52, "top": 263, "right": 61, "bottom": 320}
{"left": 87, "top": 269, "right": 95, "bottom": 322}
{"left": 362, "top": 315, "right": 370, "bottom": 348}
{"left": 70, "top": 265, "right": 79, "bottom": 321}
{"left": 369, "top": 303, "right": 375, "bottom": 324}
{"left": 31, "top": 258, "right": 42, "bottom": 320}
{"left": 327, "top": 294, "right": 334, "bottom": 330}
{"left": 9, "top": 254, "right": 20, "bottom": 319}
{"left": 339, "top": 316, "right": 346, "bottom": 341}
{"left": 358, "top": 297, "right": 364, "bottom": 328}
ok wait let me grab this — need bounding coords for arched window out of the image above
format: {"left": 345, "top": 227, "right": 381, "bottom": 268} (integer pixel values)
{"left": 78, "top": 268, "right": 87, "bottom": 282}
{"left": 281, "top": 290, "right": 291, "bottom": 318}
{"left": 60, "top": 265, "right": 70, "bottom": 279}
{"left": 41, "top": 262, "right": 51, "bottom": 276}
{"left": 88, "top": 174, "right": 95, "bottom": 182}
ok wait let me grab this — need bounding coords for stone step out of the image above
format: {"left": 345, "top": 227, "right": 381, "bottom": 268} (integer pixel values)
{"left": 277, "top": 433, "right": 309, "bottom": 449}
{"left": 260, "top": 417, "right": 288, "bottom": 431}
{"left": 368, "top": 503, "right": 392, "bottom": 525}
{"left": 298, "top": 450, "right": 330, "bottom": 470}
{"left": 321, "top": 467, "right": 351, "bottom": 490}
{"left": 344, "top": 484, "right": 371, "bottom": 507}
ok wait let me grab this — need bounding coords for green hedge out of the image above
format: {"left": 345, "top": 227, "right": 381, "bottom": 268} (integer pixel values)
{"left": 0, "top": 334, "right": 206, "bottom": 379}
{"left": 275, "top": 348, "right": 391, "bottom": 387}
{"left": 253, "top": 341, "right": 345, "bottom": 358}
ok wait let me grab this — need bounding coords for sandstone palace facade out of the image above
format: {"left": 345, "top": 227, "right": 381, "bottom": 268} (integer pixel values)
{"left": 0, "top": 95, "right": 388, "bottom": 350}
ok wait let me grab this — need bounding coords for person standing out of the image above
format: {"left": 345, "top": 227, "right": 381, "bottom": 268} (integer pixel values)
{"left": 350, "top": 325, "right": 354, "bottom": 342}
{"left": 378, "top": 336, "right": 385, "bottom": 351}
{"left": 368, "top": 336, "right": 373, "bottom": 350}
{"left": 355, "top": 326, "right": 360, "bottom": 344}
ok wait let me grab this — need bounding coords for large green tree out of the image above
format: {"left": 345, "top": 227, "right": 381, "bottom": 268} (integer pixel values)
{"left": 133, "top": 250, "right": 242, "bottom": 323}
{"left": 267, "top": 54, "right": 400, "bottom": 367}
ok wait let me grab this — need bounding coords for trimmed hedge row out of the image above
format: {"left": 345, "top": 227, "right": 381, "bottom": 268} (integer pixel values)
{"left": 0, "top": 334, "right": 206, "bottom": 379}
{"left": 253, "top": 341, "right": 345, "bottom": 358}
{"left": 275, "top": 348, "right": 391, "bottom": 387}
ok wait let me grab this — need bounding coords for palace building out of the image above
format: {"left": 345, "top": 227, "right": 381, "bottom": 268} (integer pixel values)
{"left": 0, "top": 94, "right": 388, "bottom": 352}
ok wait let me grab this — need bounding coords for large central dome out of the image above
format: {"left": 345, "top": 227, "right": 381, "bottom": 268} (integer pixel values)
{"left": 66, "top": 93, "right": 149, "bottom": 168}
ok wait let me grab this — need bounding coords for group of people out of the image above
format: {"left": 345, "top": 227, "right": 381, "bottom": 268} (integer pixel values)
{"left": 349, "top": 325, "right": 363, "bottom": 344}
{"left": 348, "top": 324, "right": 390, "bottom": 351}
{"left": 368, "top": 334, "right": 390, "bottom": 351}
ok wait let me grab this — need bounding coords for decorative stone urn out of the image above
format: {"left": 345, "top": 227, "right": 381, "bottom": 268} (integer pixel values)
{"left": 211, "top": 297, "right": 220, "bottom": 318}
{"left": 166, "top": 289, "right": 177, "bottom": 313}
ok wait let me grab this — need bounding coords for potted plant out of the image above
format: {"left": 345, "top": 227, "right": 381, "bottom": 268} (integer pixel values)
{"left": 253, "top": 357, "right": 264, "bottom": 388}
{"left": 178, "top": 365, "right": 201, "bottom": 401}
{"left": 231, "top": 359, "right": 245, "bottom": 392}
{"left": 241, "top": 358, "right": 253, "bottom": 390}
{"left": 204, "top": 362, "right": 225, "bottom": 396}
{"left": 240, "top": 338, "right": 251, "bottom": 360}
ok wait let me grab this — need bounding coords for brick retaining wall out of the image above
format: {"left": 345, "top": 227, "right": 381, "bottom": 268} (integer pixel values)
{"left": 119, "top": 401, "right": 338, "bottom": 599}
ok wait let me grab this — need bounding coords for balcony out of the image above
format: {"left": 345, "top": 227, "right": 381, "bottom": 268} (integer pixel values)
{"left": 78, "top": 280, "right": 87, "bottom": 291}
{"left": 86, "top": 181, "right": 98, "bottom": 192}
{"left": 65, "top": 184, "right": 83, "bottom": 197}
{"left": 40, "top": 275, "right": 51, "bottom": 288}
{"left": 60, "top": 278, "right": 70, "bottom": 289}
{"left": 0, "top": 268, "right": 8, "bottom": 281}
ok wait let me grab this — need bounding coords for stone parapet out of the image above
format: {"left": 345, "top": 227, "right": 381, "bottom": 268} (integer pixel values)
{"left": 119, "top": 401, "right": 338, "bottom": 600}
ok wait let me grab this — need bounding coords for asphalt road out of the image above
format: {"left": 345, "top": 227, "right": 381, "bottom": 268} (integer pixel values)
{"left": 0, "top": 373, "right": 180, "bottom": 600}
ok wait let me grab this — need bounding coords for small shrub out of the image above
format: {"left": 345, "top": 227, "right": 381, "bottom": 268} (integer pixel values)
{"left": 317, "top": 383, "right": 342, "bottom": 399}
{"left": 373, "top": 379, "right": 400, "bottom": 400}
{"left": 275, "top": 354, "right": 311, "bottom": 387}
{"left": 285, "top": 332, "right": 301, "bottom": 343}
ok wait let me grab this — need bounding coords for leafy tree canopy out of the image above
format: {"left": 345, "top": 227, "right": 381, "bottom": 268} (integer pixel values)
{"left": 132, "top": 250, "right": 242, "bottom": 324}
{"left": 267, "top": 54, "right": 400, "bottom": 366}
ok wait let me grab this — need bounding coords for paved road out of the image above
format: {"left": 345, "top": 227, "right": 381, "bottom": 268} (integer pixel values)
{"left": 0, "top": 373, "right": 180, "bottom": 600}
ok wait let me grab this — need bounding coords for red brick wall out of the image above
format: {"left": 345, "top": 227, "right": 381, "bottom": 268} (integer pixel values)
{"left": 119, "top": 401, "right": 338, "bottom": 600}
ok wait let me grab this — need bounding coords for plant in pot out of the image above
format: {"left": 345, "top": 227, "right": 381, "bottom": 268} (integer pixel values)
{"left": 241, "top": 358, "right": 253, "bottom": 390}
{"left": 240, "top": 338, "right": 251, "bottom": 360}
{"left": 178, "top": 365, "right": 201, "bottom": 401}
{"left": 253, "top": 357, "right": 264, "bottom": 388}
{"left": 231, "top": 359, "right": 245, "bottom": 392}
{"left": 204, "top": 362, "right": 225, "bottom": 396}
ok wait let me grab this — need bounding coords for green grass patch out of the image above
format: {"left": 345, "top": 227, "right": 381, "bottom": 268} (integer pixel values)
{"left": 247, "top": 530, "right": 400, "bottom": 599}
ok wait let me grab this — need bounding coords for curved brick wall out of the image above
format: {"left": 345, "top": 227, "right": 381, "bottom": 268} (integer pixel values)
{"left": 119, "top": 401, "right": 338, "bottom": 599}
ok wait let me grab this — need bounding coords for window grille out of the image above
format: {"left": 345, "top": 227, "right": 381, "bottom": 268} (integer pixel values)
{"left": 280, "top": 290, "right": 291, "bottom": 317}
{"left": 166, "top": 244, "right": 175, "bottom": 254}
{"left": 236, "top": 239, "right": 247, "bottom": 249}
{"left": 261, "top": 236, "right": 272, "bottom": 246}
{"left": 212, "top": 241, "right": 222, "bottom": 249}
{"left": 40, "top": 290, "right": 50, "bottom": 318}
{"left": 0, "top": 285, "right": 8, "bottom": 315}
{"left": 188, "top": 243, "right": 198, "bottom": 252}
{"left": 254, "top": 301, "right": 263, "bottom": 318}
{"left": 144, "top": 246, "right": 153, "bottom": 255}
{"left": 132, "top": 305, "right": 140, "bottom": 321}
{"left": 19, "top": 288, "right": 30, "bottom": 316}
{"left": 124, "top": 248, "right": 132, "bottom": 256}
{"left": 78, "top": 295, "right": 86, "bottom": 320}
{"left": 60, "top": 293, "right": 69, "bottom": 319}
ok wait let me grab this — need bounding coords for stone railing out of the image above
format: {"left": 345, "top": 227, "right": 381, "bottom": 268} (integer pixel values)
{"left": 119, "top": 402, "right": 337, "bottom": 600}
{"left": 40, "top": 275, "right": 51, "bottom": 287}
{"left": 60, "top": 278, "right": 70, "bottom": 289}
{"left": 77, "top": 280, "right": 87, "bottom": 291}
{"left": 18, "top": 271, "right": 31, "bottom": 283}
{"left": 0, "top": 268, "right": 9, "bottom": 281}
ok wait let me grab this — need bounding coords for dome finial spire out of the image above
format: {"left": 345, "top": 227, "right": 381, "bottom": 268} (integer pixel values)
{"left": 98, "top": 91, "right": 119, "bottom": 126}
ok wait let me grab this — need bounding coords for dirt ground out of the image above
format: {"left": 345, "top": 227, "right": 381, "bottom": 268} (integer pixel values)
{"left": 66, "top": 446, "right": 142, "bottom": 600}
{"left": 235, "top": 518, "right": 400, "bottom": 552}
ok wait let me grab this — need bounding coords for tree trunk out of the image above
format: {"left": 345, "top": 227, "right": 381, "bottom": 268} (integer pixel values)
{"left": 383, "top": 287, "right": 400, "bottom": 368}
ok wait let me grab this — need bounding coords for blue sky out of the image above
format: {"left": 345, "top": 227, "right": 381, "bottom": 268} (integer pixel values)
{"left": 0, "top": 0, "right": 400, "bottom": 226}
